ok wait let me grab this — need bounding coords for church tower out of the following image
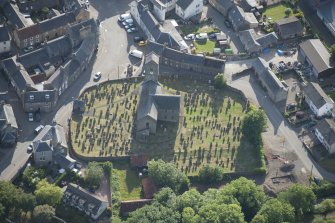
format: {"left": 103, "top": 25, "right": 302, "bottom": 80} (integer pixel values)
{"left": 143, "top": 52, "right": 160, "bottom": 83}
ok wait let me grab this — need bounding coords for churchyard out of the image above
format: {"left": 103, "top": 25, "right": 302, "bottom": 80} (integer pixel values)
{"left": 71, "top": 76, "right": 262, "bottom": 175}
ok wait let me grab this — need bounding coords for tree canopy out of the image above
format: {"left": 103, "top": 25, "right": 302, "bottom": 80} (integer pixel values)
{"left": 214, "top": 73, "right": 226, "bottom": 89}
{"left": 32, "top": 204, "right": 55, "bottom": 223}
{"left": 84, "top": 162, "right": 104, "bottom": 189}
{"left": 198, "top": 165, "right": 225, "bottom": 184}
{"left": 241, "top": 108, "right": 267, "bottom": 145}
{"left": 35, "top": 179, "right": 63, "bottom": 207}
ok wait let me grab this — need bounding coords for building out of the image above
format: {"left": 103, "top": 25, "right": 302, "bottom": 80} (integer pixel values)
{"left": 146, "top": 41, "right": 225, "bottom": 76}
{"left": 208, "top": 0, "right": 234, "bottom": 17}
{"left": 0, "top": 26, "right": 11, "bottom": 54}
{"left": 298, "top": 39, "right": 334, "bottom": 78}
{"left": 317, "top": 0, "right": 335, "bottom": 38}
{"left": 274, "top": 16, "right": 304, "bottom": 39}
{"left": 303, "top": 82, "right": 334, "bottom": 117}
{"left": 239, "top": 29, "right": 261, "bottom": 54}
{"left": 32, "top": 124, "right": 75, "bottom": 168}
{"left": 252, "top": 57, "right": 288, "bottom": 103}
{"left": 315, "top": 118, "right": 335, "bottom": 154}
{"left": 0, "top": 103, "right": 18, "bottom": 147}
{"left": 240, "top": 0, "right": 257, "bottom": 11}
{"left": 72, "top": 99, "right": 86, "bottom": 115}
{"left": 1, "top": 19, "right": 98, "bottom": 113}
{"left": 149, "top": 0, "right": 178, "bottom": 21}
{"left": 17, "top": 0, "right": 60, "bottom": 13}
{"left": 228, "top": 5, "right": 258, "bottom": 31}
{"left": 175, "top": 0, "right": 203, "bottom": 21}
{"left": 130, "top": 0, "right": 188, "bottom": 51}
{"left": 255, "top": 32, "right": 278, "bottom": 49}
{"left": 63, "top": 183, "right": 108, "bottom": 220}
{"left": 136, "top": 53, "right": 180, "bottom": 141}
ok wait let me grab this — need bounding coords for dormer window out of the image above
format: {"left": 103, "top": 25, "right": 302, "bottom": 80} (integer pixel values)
{"left": 29, "top": 95, "right": 34, "bottom": 100}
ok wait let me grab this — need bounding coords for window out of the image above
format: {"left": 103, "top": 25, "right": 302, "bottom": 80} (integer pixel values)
{"left": 36, "top": 34, "right": 39, "bottom": 42}
{"left": 24, "top": 42, "right": 28, "bottom": 47}
{"left": 45, "top": 94, "right": 50, "bottom": 100}
{"left": 29, "top": 95, "right": 34, "bottom": 100}
{"left": 24, "top": 39, "right": 28, "bottom": 42}
{"left": 30, "top": 37, "right": 33, "bottom": 41}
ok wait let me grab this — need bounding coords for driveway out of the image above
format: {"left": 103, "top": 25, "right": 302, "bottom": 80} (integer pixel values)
{"left": 225, "top": 61, "right": 335, "bottom": 181}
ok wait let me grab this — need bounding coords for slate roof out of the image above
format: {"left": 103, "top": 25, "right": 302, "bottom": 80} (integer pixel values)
{"left": 3, "top": 2, "right": 27, "bottom": 28}
{"left": 24, "top": 90, "right": 56, "bottom": 103}
{"left": 275, "top": 16, "right": 303, "bottom": 38}
{"left": 0, "top": 26, "right": 10, "bottom": 42}
{"left": 34, "top": 124, "right": 68, "bottom": 149}
{"left": 317, "top": 0, "right": 335, "bottom": 34}
{"left": 0, "top": 104, "right": 18, "bottom": 129}
{"left": 176, "top": 0, "right": 193, "bottom": 10}
{"left": 240, "top": 0, "right": 257, "bottom": 11}
{"left": 299, "top": 39, "right": 332, "bottom": 74}
{"left": 152, "top": 95, "right": 180, "bottom": 110}
{"left": 228, "top": 5, "right": 246, "bottom": 30}
{"left": 255, "top": 32, "right": 278, "bottom": 47}
{"left": 239, "top": 29, "right": 261, "bottom": 53}
{"left": 68, "top": 18, "right": 98, "bottom": 47}
{"left": 253, "top": 57, "right": 287, "bottom": 94}
{"left": 53, "top": 154, "right": 75, "bottom": 169}
{"left": 316, "top": 118, "right": 335, "bottom": 146}
{"left": 34, "top": 140, "right": 53, "bottom": 152}
{"left": 304, "top": 82, "right": 333, "bottom": 109}
{"left": 63, "top": 183, "right": 108, "bottom": 216}
{"left": 213, "top": 0, "right": 234, "bottom": 11}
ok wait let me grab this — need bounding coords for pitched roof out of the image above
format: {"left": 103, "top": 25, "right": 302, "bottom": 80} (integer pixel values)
{"left": 228, "top": 5, "right": 246, "bottom": 29}
{"left": 176, "top": 0, "right": 193, "bottom": 10}
{"left": 299, "top": 39, "right": 332, "bottom": 74}
{"left": 24, "top": 90, "right": 56, "bottom": 103}
{"left": 34, "top": 140, "right": 53, "bottom": 152}
{"left": 304, "top": 82, "right": 333, "bottom": 109}
{"left": 153, "top": 95, "right": 180, "bottom": 110}
{"left": 53, "top": 154, "right": 75, "bottom": 169}
{"left": 0, "top": 104, "right": 18, "bottom": 129}
{"left": 317, "top": 0, "right": 335, "bottom": 32}
{"left": 0, "top": 26, "right": 10, "bottom": 42}
{"left": 137, "top": 80, "right": 162, "bottom": 121}
{"left": 239, "top": 29, "right": 261, "bottom": 53}
{"left": 255, "top": 32, "right": 278, "bottom": 47}
{"left": 275, "top": 16, "right": 303, "bottom": 37}
{"left": 214, "top": 0, "right": 234, "bottom": 11}
{"left": 316, "top": 118, "right": 335, "bottom": 146}
{"left": 34, "top": 124, "right": 68, "bottom": 149}
{"left": 3, "top": 2, "right": 27, "bottom": 28}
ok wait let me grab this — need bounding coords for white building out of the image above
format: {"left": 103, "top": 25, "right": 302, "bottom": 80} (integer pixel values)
{"left": 175, "top": 0, "right": 203, "bottom": 20}
{"left": 0, "top": 26, "right": 11, "bottom": 54}
{"left": 315, "top": 119, "right": 335, "bottom": 154}
{"left": 304, "top": 82, "right": 334, "bottom": 117}
{"left": 150, "top": 0, "right": 178, "bottom": 21}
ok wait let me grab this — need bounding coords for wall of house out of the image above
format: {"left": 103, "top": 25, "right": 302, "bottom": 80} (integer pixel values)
{"left": 318, "top": 103, "right": 333, "bottom": 117}
{"left": 209, "top": 0, "right": 229, "bottom": 16}
{"left": 314, "top": 128, "right": 335, "bottom": 153}
{"left": 153, "top": 4, "right": 166, "bottom": 21}
{"left": 317, "top": 10, "right": 335, "bottom": 38}
{"left": 305, "top": 96, "right": 318, "bottom": 115}
{"left": 137, "top": 116, "right": 157, "bottom": 134}
{"left": 34, "top": 150, "right": 53, "bottom": 166}
{"left": 0, "top": 40, "right": 11, "bottom": 54}
{"left": 157, "top": 108, "right": 179, "bottom": 122}
{"left": 175, "top": 0, "right": 203, "bottom": 20}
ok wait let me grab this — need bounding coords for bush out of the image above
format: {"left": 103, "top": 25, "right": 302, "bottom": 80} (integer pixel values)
{"left": 199, "top": 165, "right": 225, "bottom": 183}
{"left": 214, "top": 73, "right": 226, "bottom": 89}
{"left": 312, "top": 180, "right": 335, "bottom": 198}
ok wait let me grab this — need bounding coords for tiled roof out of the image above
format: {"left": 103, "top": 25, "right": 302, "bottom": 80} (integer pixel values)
{"left": 275, "top": 16, "right": 303, "bottom": 38}
{"left": 304, "top": 82, "right": 333, "bottom": 109}
{"left": 239, "top": 29, "right": 261, "bottom": 53}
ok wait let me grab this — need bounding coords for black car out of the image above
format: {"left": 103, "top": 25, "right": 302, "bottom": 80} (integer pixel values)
{"left": 134, "top": 36, "right": 145, "bottom": 43}
{"left": 224, "top": 19, "right": 231, "bottom": 28}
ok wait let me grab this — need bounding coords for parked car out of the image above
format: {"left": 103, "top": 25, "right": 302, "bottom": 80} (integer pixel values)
{"left": 34, "top": 125, "right": 44, "bottom": 135}
{"left": 27, "top": 143, "right": 33, "bottom": 153}
{"left": 195, "top": 33, "right": 208, "bottom": 40}
{"left": 125, "top": 24, "right": 135, "bottom": 29}
{"left": 118, "top": 13, "right": 131, "bottom": 22}
{"left": 127, "top": 27, "right": 138, "bottom": 33}
{"left": 93, "top": 72, "right": 102, "bottom": 81}
{"left": 184, "top": 33, "right": 195, "bottom": 40}
{"left": 134, "top": 36, "right": 145, "bottom": 43}
{"left": 286, "top": 103, "right": 296, "bottom": 111}
{"left": 208, "top": 32, "right": 220, "bottom": 39}
{"left": 224, "top": 19, "right": 231, "bottom": 28}
{"left": 138, "top": 40, "right": 147, "bottom": 46}
{"left": 122, "top": 19, "right": 134, "bottom": 26}
{"left": 129, "top": 50, "right": 143, "bottom": 59}
{"left": 28, "top": 113, "right": 34, "bottom": 122}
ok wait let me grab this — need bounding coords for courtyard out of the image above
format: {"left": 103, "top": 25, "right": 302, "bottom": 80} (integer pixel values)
{"left": 263, "top": 3, "right": 295, "bottom": 22}
{"left": 71, "top": 76, "right": 263, "bottom": 175}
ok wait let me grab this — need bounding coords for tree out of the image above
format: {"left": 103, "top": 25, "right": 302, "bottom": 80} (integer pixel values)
{"left": 177, "top": 189, "right": 203, "bottom": 212}
{"left": 182, "top": 207, "right": 199, "bottom": 223}
{"left": 32, "top": 205, "right": 55, "bottom": 223}
{"left": 241, "top": 108, "right": 267, "bottom": 145}
{"left": 0, "top": 203, "right": 5, "bottom": 220}
{"left": 35, "top": 179, "right": 63, "bottom": 207}
{"left": 198, "top": 165, "right": 224, "bottom": 183}
{"left": 198, "top": 203, "right": 246, "bottom": 223}
{"left": 214, "top": 73, "right": 226, "bottom": 89}
{"left": 127, "top": 204, "right": 180, "bottom": 223}
{"left": 84, "top": 162, "right": 104, "bottom": 189}
{"left": 285, "top": 8, "right": 292, "bottom": 17}
{"left": 153, "top": 187, "right": 177, "bottom": 209}
{"left": 314, "top": 199, "right": 335, "bottom": 217}
{"left": 221, "top": 177, "right": 266, "bottom": 221}
{"left": 102, "top": 161, "right": 113, "bottom": 175}
{"left": 251, "top": 198, "right": 295, "bottom": 223}
{"left": 278, "top": 184, "right": 316, "bottom": 217}
{"left": 330, "top": 44, "right": 335, "bottom": 62}
{"left": 148, "top": 159, "right": 190, "bottom": 194}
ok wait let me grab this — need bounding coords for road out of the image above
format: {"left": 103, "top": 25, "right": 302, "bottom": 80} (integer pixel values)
{"left": 225, "top": 61, "right": 335, "bottom": 181}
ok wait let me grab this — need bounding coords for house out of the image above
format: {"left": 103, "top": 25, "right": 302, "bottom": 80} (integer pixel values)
{"left": 17, "top": 0, "right": 60, "bottom": 13}
{"left": 208, "top": 0, "right": 234, "bottom": 17}
{"left": 63, "top": 183, "right": 108, "bottom": 220}
{"left": 240, "top": 0, "right": 257, "bottom": 11}
{"left": 239, "top": 29, "right": 261, "bottom": 54}
{"left": 0, "top": 26, "right": 11, "bottom": 54}
{"left": 136, "top": 53, "right": 180, "bottom": 140}
{"left": 303, "top": 82, "right": 334, "bottom": 117}
{"left": 252, "top": 57, "right": 288, "bottom": 103}
{"left": 0, "top": 103, "right": 18, "bottom": 147}
{"left": 255, "top": 32, "right": 278, "bottom": 49}
{"left": 120, "top": 199, "right": 152, "bottom": 217}
{"left": 149, "top": 0, "right": 178, "bottom": 21}
{"left": 274, "top": 16, "right": 304, "bottom": 39}
{"left": 228, "top": 5, "right": 258, "bottom": 31}
{"left": 3, "top": 2, "right": 31, "bottom": 29}
{"left": 315, "top": 119, "right": 335, "bottom": 154}
{"left": 175, "top": 0, "right": 203, "bottom": 21}
{"left": 298, "top": 39, "right": 334, "bottom": 78}
{"left": 146, "top": 41, "right": 225, "bottom": 76}
{"left": 317, "top": 0, "right": 335, "bottom": 38}
{"left": 32, "top": 124, "right": 73, "bottom": 167}
{"left": 130, "top": 0, "right": 188, "bottom": 51}
{"left": 13, "top": 13, "right": 76, "bottom": 49}
{"left": 1, "top": 19, "right": 98, "bottom": 113}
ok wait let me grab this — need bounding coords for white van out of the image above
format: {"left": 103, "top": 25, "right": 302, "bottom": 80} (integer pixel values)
{"left": 118, "top": 13, "right": 131, "bottom": 22}
{"left": 129, "top": 50, "right": 143, "bottom": 59}
{"left": 195, "top": 33, "right": 208, "bottom": 40}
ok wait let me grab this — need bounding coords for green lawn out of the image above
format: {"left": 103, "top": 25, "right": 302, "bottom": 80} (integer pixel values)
{"left": 263, "top": 4, "right": 293, "bottom": 21}
{"left": 180, "top": 24, "right": 220, "bottom": 35}
{"left": 115, "top": 168, "right": 142, "bottom": 201}
{"left": 193, "top": 40, "right": 216, "bottom": 54}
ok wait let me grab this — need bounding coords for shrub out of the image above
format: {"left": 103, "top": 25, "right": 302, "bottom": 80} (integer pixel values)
{"left": 214, "top": 73, "right": 226, "bottom": 89}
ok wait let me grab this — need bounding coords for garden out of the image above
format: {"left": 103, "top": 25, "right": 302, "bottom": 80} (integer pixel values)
{"left": 71, "top": 76, "right": 263, "bottom": 176}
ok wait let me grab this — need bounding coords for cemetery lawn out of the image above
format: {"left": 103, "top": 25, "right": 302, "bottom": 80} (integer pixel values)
{"left": 71, "top": 77, "right": 262, "bottom": 176}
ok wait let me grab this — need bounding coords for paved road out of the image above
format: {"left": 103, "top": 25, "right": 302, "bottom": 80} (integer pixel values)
{"left": 225, "top": 62, "right": 335, "bottom": 181}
